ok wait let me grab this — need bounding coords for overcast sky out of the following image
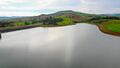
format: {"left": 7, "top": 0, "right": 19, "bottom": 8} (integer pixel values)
{"left": 0, "top": 0, "right": 120, "bottom": 16}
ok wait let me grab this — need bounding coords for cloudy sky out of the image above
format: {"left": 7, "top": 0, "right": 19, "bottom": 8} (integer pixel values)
{"left": 0, "top": 0, "right": 120, "bottom": 16}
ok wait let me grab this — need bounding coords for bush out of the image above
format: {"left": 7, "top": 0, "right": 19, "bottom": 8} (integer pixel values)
{"left": 14, "top": 22, "right": 25, "bottom": 26}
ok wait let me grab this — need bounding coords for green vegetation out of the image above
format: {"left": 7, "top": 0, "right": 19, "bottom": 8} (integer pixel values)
{"left": 24, "top": 21, "right": 33, "bottom": 25}
{"left": 13, "top": 21, "right": 34, "bottom": 26}
{"left": 102, "top": 20, "right": 120, "bottom": 32}
{"left": 56, "top": 16, "right": 74, "bottom": 26}
{"left": 86, "top": 16, "right": 120, "bottom": 24}
{"left": 0, "top": 10, "right": 92, "bottom": 28}
{"left": 0, "top": 21, "right": 34, "bottom": 28}
{"left": 14, "top": 22, "right": 25, "bottom": 26}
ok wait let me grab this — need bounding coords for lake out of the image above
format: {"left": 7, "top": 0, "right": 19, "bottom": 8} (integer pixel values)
{"left": 0, "top": 23, "right": 120, "bottom": 68}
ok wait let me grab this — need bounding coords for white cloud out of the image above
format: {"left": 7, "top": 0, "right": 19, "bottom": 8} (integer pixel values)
{"left": 0, "top": 0, "right": 120, "bottom": 16}
{"left": 0, "top": 0, "right": 58, "bottom": 16}
{"left": 0, "top": 11, "right": 39, "bottom": 16}
{"left": 79, "top": 0, "right": 120, "bottom": 14}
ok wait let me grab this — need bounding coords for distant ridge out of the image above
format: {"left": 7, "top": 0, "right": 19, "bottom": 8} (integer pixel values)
{"left": 101, "top": 14, "right": 120, "bottom": 17}
{"left": 50, "top": 10, "right": 95, "bottom": 17}
{"left": 1, "top": 10, "right": 95, "bottom": 22}
{"left": 0, "top": 16, "right": 26, "bottom": 20}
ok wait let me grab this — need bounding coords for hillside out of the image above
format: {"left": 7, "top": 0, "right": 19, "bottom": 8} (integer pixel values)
{"left": 0, "top": 16, "right": 27, "bottom": 21}
{"left": 1, "top": 10, "right": 94, "bottom": 22}
{"left": 0, "top": 17, "right": 11, "bottom": 20}
{"left": 50, "top": 10, "right": 95, "bottom": 17}
{"left": 0, "top": 10, "right": 97, "bottom": 30}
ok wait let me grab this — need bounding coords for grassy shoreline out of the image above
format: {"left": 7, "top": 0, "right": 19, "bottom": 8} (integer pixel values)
{"left": 0, "top": 24, "right": 41, "bottom": 33}
{"left": 97, "top": 20, "right": 120, "bottom": 36}
{"left": 98, "top": 24, "right": 120, "bottom": 36}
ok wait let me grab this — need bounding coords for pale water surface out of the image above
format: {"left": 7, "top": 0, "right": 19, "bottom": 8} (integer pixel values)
{"left": 0, "top": 23, "right": 120, "bottom": 68}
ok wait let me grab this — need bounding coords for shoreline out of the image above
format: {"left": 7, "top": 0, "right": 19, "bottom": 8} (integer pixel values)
{"left": 0, "top": 24, "right": 68, "bottom": 33}
{"left": 0, "top": 24, "right": 74, "bottom": 39}
{"left": 0, "top": 23, "right": 120, "bottom": 37}
{"left": 98, "top": 24, "right": 120, "bottom": 36}
{"left": 0, "top": 24, "right": 75, "bottom": 33}
{"left": 0, "top": 24, "right": 42, "bottom": 33}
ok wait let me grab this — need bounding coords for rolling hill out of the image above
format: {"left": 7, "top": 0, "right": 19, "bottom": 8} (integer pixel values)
{"left": 1, "top": 10, "right": 95, "bottom": 22}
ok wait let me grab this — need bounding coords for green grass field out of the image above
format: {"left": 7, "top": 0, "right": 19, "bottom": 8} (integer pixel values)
{"left": 103, "top": 20, "right": 120, "bottom": 32}
{"left": 56, "top": 16, "right": 74, "bottom": 26}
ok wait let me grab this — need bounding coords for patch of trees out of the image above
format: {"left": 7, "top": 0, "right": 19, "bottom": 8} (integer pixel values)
{"left": 90, "top": 16, "right": 120, "bottom": 20}
{"left": 86, "top": 16, "right": 120, "bottom": 24}
{"left": 40, "top": 18, "right": 63, "bottom": 25}
{"left": 0, "top": 17, "right": 64, "bottom": 28}
{"left": 0, "top": 22, "right": 14, "bottom": 28}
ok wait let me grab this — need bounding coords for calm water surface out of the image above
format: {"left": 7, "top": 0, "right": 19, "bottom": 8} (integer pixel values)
{"left": 0, "top": 23, "right": 120, "bottom": 68}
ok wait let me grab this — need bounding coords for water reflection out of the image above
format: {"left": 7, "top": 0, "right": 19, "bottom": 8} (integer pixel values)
{"left": 0, "top": 23, "right": 120, "bottom": 68}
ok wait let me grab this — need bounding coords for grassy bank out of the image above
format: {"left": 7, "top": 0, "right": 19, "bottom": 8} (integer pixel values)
{"left": 0, "top": 23, "right": 42, "bottom": 33}
{"left": 104, "top": 20, "right": 120, "bottom": 32}
{"left": 98, "top": 20, "right": 120, "bottom": 36}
